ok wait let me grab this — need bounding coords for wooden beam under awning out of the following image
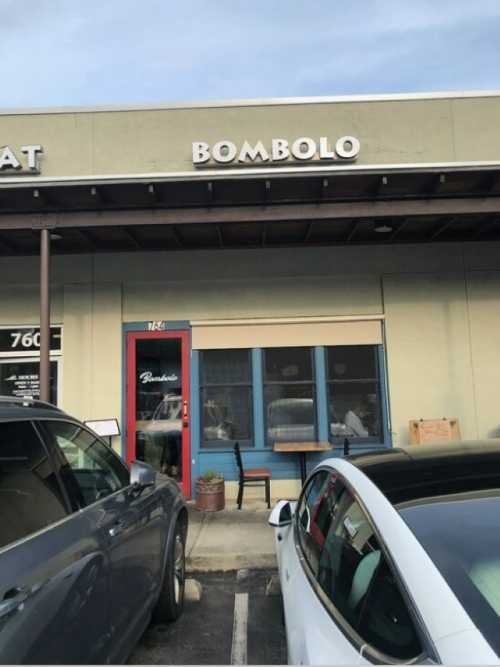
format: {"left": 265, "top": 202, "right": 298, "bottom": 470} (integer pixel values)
{"left": 1, "top": 196, "right": 500, "bottom": 231}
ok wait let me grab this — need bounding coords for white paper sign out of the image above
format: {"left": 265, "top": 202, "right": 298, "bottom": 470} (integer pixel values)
{"left": 84, "top": 419, "right": 120, "bottom": 437}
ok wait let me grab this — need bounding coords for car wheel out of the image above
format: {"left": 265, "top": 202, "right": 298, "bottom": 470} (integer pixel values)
{"left": 153, "top": 522, "right": 185, "bottom": 623}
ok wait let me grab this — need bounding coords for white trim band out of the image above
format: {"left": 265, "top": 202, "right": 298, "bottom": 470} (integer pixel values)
{"left": 1, "top": 159, "right": 500, "bottom": 188}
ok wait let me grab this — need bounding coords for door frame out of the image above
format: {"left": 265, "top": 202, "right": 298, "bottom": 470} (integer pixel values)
{"left": 126, "top": 329, "right": 191, "bottom": 498}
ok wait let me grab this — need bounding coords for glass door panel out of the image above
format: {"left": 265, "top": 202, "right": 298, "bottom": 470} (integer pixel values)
{"left": 127, "top": 331, "right": 190, "bottom": 497}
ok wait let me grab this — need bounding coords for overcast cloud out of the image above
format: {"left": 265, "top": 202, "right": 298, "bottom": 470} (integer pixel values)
{"left": 1, "top": 0, "right": 500, "bottom": 109}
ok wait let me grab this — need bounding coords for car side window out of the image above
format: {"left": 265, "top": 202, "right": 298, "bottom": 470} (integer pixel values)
{"left": 357, "top": 556, "right": 423, "bottom": 660}
{"left": 296, "top": 470, "right": 337, "bottom": 576}
{"left": 0, "top": 421, "right": 68, "bottom": 550}
{"left": 41, "top": 420, "right": 130, "bottom": 509}
{"left": 317, "top": 486, "right": 422, "bottom": 661}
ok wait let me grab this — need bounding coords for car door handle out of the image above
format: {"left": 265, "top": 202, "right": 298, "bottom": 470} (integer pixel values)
{"left": 0, "top": 588, "right": 29, "bottom": 618}
{"left": 108, "top": 520, "right": 127, "bottom": 538}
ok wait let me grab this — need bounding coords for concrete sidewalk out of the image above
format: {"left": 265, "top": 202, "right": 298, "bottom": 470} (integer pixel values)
{"left": 186, "top": 499, "right": 277, "bottom": 572}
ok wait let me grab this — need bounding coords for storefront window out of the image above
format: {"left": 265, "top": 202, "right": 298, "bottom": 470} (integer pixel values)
{"left": 264, "top": 347, "right": 316, "bottom": 446}
{"left": 0, "top": 359, "right": 58, "bottom": 404}
{"left": 200, "top": 349, "right": 253, "bottom": 447}
{"left": 326, "top": 346, "right": 382, "bottom": 443}
{"left": 0, "top": 325, "right": 62, "bottom": 406}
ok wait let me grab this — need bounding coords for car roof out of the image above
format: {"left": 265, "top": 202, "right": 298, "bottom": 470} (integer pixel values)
{"left": 346, "top": 440, "right": 500, "bottom": 505}
{"left": 0, "top": 395, "right": 70, "bottom": 421}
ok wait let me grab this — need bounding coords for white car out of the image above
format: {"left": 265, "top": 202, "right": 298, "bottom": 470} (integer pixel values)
{"left": 269, "top": 441, "right": 500, "bottom": 665}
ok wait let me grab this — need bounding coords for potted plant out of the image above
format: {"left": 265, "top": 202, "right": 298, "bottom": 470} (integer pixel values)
{"left": 195, "top": 470, "right": 225, "bottom": 512}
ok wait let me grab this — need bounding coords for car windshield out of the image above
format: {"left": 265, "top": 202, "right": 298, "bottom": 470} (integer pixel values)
{"left": 399, "top": 492, "right": 500, "bottom": 657}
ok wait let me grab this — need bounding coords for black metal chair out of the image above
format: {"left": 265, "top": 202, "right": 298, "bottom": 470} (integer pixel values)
{"left": 233, "top": 442, "right": 271, "bottom": 509}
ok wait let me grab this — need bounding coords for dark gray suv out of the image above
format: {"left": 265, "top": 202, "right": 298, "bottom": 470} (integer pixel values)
{"left": 0, "top": 397, "right": 188, "bottom": 664}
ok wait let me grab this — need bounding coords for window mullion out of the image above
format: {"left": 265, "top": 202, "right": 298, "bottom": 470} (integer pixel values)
{"left": 252, "top": 349, "right": 265, "bottom": 449}
{"left": 314, "top": 347, "right": 329, "bottom": 442}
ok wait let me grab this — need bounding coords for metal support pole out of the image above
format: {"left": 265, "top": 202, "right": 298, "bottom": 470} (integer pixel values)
{"left": 40, "top": 229, "right": 51, "bottom": 402}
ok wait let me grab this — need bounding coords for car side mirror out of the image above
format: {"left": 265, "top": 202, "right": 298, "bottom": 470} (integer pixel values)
{"left": 268, "top": 500, "right": 294, "bottom": 527}
{"left": 130, "top": 460, "right": 156, "bottom": 490}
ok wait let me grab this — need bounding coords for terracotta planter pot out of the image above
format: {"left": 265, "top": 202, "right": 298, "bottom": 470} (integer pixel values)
{"left": 195, "top": 478, "right": 225, "bottom": 512}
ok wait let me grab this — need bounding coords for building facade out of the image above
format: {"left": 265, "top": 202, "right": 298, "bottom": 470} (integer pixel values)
{"left": 1, "top": 91, "right": 500, "bottom": 499}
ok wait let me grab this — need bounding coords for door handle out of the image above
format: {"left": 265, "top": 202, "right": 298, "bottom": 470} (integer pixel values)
{"left": 0, "top": 588, "right": 29, "bottom": 618}
{"left": 108, "top": 520, "right": 127, "bottom": 538}
{"left": 182, "top": 400, "right": 189, "bottom": 428}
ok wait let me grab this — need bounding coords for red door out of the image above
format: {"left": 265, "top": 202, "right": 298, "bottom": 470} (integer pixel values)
{"left": 126, "top": 331, "right": 191, "bottom": 498}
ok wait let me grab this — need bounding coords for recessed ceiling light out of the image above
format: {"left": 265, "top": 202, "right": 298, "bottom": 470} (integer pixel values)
{"left": 374, "top": 224, "right": 393, "bottom": 234}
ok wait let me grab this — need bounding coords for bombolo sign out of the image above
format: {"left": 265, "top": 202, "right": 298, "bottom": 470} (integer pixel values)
{"left": 192, "top": 135, "right": 360, "bottom": 167}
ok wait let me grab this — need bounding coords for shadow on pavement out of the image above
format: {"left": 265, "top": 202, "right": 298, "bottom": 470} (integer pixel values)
{"left": 129, "top": 569, "right": 286, "bottom": 665}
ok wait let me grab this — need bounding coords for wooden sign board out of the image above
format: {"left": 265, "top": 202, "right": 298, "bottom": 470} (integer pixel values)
{"left": 409, "top": 418, "right": 461, "bottom": 445}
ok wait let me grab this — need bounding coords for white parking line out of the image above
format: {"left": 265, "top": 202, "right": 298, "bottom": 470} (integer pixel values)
{"left": 231, "top": 592, "right": 249, "bottom": 665}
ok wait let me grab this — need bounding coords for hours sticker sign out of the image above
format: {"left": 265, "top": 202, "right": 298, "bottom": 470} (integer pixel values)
{"left": 0, "top": 326, "right": 62, "bottom": 357}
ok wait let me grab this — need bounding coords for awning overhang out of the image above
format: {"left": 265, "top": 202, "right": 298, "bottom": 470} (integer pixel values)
{"left": 0, "top": 163, "right": 499, "bottom": 255}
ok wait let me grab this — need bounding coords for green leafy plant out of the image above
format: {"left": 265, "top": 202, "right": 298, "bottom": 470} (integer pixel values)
{"left": 199, "top": 470, "right": 224, "bottom": 484}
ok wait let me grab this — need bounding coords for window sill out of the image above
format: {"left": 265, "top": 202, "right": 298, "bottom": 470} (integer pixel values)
{"left": 197, "top": 443, "right": 391, "bottom": 456}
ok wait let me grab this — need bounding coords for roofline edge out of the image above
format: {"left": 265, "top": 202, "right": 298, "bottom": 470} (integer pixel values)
{"left": 2, "top": 89, "right": 500, "bottom": 116}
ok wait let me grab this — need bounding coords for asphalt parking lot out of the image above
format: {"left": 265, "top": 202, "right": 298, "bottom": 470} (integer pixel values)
{"left": 129, "top": 569, "right": 287, "bottom": 665}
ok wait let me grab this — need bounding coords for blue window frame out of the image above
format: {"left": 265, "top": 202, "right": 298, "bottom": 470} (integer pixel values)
{"left": 195, "top": 344, "right": 389, "bottom": 456}
{"left": 263, "top": 347, "right": 317, "bottom": 448}
{"left": 325, "top": 345, "right": 383, "bottom": 446}
{"left": 199, "top": 349, "right": 253, "bottom": 449}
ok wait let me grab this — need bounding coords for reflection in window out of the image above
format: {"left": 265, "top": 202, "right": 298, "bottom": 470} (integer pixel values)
{"left": 0, "top": 359, "right": 58, "bottom": 404}
{"left": 301, "top": 478, "right": 423, "bottom": 661}
{"left": 401, "top": 495, "right": 500, "bottom": 657}
{"left": 152, "top": 395, "right": 182, "bottom": 421}
{"left": 327, "top": 346, "right": 382, "bottom": 442}
{"left": 43, "top": 421, "right": 129, "bottom": 508}
{"left": 200, "top": 349, "right": 253, "bottom": 447}
{"left": 134, "top": 338, "right": 183, "bottom": 480}
{"left": 297, "top": 471, "right": 333, "bottom": 575}
{"left": 264, "top": 347, "right": 316, "bottom": 446}
{"left": 0, "top": 421, "right": 68, "bottom": 549}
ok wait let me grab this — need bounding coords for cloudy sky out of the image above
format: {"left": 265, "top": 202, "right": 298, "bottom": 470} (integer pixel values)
{"left": 1, "top": 0, "right": 500, "bottom": 109}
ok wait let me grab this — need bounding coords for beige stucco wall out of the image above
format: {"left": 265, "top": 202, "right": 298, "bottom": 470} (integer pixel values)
{"left": 61, "top": 282, "right": 122, "bottom": 424}
{"left": 383, "top": 273, "right": 478, "bottom": 445}
{"left": 466, "top": 271, "right": 500, "bottom": 439}
{"left": 0, "top": 241, "right": 499, "bottom": 453}
{"left": 0, "top": 284, "right": 64, "bottom": 324}
{"left": 1, "top": 93, "right": 500, "bottom": 178}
